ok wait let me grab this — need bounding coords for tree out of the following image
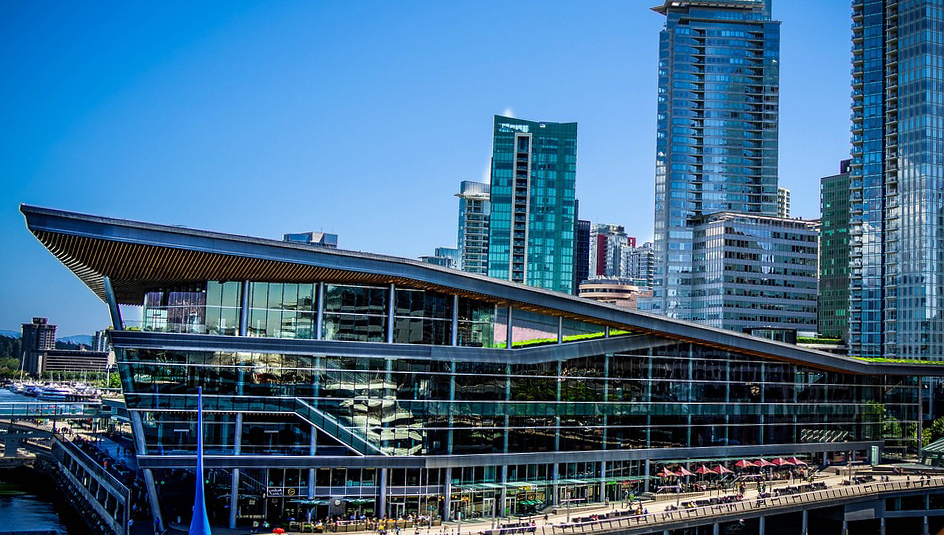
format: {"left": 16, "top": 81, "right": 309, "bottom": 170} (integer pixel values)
{"left": 923, "top": 417, "right": 944, "bottom": 446}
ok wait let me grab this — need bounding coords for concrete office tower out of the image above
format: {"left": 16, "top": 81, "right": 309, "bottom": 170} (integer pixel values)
{"left": 20, "top": 317, "right": 56, "bottom": 374}
{"left": 623, "top": 241, "right": 656, "bottom": 288}
{"left": 487, "top": 116, "right": 578, "bottom": 294}
{"left": 691, "top": 213, "right": 819, "bottom": 333}
{"left": 778, "top": 187, "right": 791, "bottom": 218}
{"left": 849, "top": 0, "right": 944, "bottom": 360}
{"left": 819, "top": 160, "right": 852, "bottom": 341}
{"left": 650, "top": 0, "right": 781, "bottom": 320}
{"left": 456, "top": 181, "right": 490, "bottom": 274}
{"left": 590, "top": 224, "right": 634, "bottom": 279}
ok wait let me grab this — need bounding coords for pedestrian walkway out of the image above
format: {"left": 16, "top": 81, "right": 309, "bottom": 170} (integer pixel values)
{"left": 221, "top": 470, "right": 941, "bottom": 535}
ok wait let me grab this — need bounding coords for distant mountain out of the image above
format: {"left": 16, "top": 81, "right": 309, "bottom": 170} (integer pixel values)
{"left": 0, "top": 330, "right": 19, "bottom": 339}
{"left": 59, "top": 334, "right": 93, "bottom": 346}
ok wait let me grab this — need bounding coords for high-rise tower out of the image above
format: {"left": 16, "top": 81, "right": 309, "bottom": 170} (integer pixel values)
{"left": 849, "top": 0, "right": 944, "bottom": 359}
{"left": 650, "top": 0, "right": 781, "bottom": 320}
{"left": 820, "top": 160, "right": 852, "bottom": 341}
{"left": 487, "top": 116, "right": 578, "bottom": 294}
{"left": 456, "top": 181, "right": 491, "bottom": 275}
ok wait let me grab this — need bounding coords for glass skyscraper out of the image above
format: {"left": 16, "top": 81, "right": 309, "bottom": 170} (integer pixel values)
{"left": 820, "top": 160, "right": 852, "bottom": 341}
{"left": 849, "top": 0, "right": 944, "bottom": 359}
{"left": 487, "top": 116, "right": 578, "bottom": 294}
{"left": 650, "top": 0, "right": 781, "bottom": 320}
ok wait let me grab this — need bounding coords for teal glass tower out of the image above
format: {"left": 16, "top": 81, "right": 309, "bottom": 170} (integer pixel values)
{"left": 849, "top": 0, "right": 944, "bottom": 359}
{"left": 650, "top": 0, "right": 781, "bottom": 320}
{"left": 487, "top": 116, "right": 578, "bottom": 294}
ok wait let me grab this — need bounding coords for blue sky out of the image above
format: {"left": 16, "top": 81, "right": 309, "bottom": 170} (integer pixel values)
{"left": 0, "top": 1, "right": 854, "bottom": 335}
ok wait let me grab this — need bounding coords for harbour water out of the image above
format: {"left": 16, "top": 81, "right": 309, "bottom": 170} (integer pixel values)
{"left": 0, "top": 388, "right": 85, "bottom": 534}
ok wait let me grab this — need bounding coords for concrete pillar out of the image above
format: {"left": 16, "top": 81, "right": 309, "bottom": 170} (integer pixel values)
{"left": 923, "top": 515, "right": 930, "bottom": 535}
{"left": 841, "top": 519, "right": 848, "bottom": 535}
{"left": 500, "top": 465, "right": 508, "bottom": 518}
{"left": 552, "top": 463, "right": 559, "bottom": 506}
{"left": 234, "top": 413, "right": 243, "bottom": 454}
{"left": 600, "top": 461, "right": 607, "bottom": 504}
{"left": 444, "top": 468, "right": 452, "bottom": 521}
{"left": 3, "top": 438, "right": 19, "bottom": 457}
{"left": 379, "top": 469, "right": 388, "bottom": 519}
{"left": 229, "top": 468, "right": 240, "bottom": 529}
{"left": 142, "top": 468, "right": 165, "bottom": 533}
{"left": 308, "top": 425, "right": 317, "bottom": 498}
{"left": 759, "top": 515, "right": 766, "bottom": 535}
{"left": 712, "top": 523, "right": 719, "bottom": 535}
{"left": 880, "top": 517, "right": 886, "bottom": 535}
{"left": 801, "top": 509, "right": 808, "bottom": 535}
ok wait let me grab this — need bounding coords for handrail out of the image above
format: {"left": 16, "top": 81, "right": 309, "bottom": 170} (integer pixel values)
{"left": 294, "top": 398, "right": 386, "bottom": 456}
{"left": 546, "top": 478, "right": 944, "bottom": 534}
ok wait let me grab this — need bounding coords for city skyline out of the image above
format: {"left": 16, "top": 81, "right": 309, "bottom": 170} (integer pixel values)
{"left": 2, "top": 1, "right": 855, "bottom": 335}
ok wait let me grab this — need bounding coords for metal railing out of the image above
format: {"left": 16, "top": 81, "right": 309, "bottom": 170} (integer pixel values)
{"left": 543, "top": 478, "right": 944, "bottom": 534}
{"left": 0, "top": 401, "right": 104, "bottom": 419}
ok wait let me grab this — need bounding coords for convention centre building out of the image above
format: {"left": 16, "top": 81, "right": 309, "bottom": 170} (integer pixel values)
{"left": 21, "top": 205, "right": 934, "bottom": 530}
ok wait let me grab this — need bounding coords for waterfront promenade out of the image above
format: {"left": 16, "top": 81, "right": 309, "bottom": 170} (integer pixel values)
{"left": 172, "top": 471, "right": 943, "bottom": 535}
{"left": 3, "top": 397, "right": 942, "bottom": 535}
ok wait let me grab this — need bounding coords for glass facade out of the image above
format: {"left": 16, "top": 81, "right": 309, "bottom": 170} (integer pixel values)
{"left": 691, "top": 213, "right": 819, "bottom": 332}
{"left": 487, "top": 116, "right": 578, "bottom": 294}
{"left": 849, "top": 0, "right": 944, "bottom": 359}
{"left": 650, "top": 0, "right": 781, "bottom": 320}
{"left": 820, "top": 160, "right": 852, "bottom": 341}
{"left": 121, "top": 273, "right": 918, "bottom": 526}
{"left": 23, "top": 205, "right": 935, "bottom": 531}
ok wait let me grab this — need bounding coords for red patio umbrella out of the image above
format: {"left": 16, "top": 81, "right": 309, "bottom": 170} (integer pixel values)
{"left": 734, "top": 460, "right": 755, "bottom": 469}
{"left": 657, "top": 468, "right": 678, "bottom": 478}
{"left": 695, "top": 465, "right": 713, "bottom": 475}
{"left": 677, "top": 467, "right": 695, "bottom": 477}
{"left": 713, "top": 465, "right": 734, "bottom": 475}
{"left": 754, "top": 459, "right": 775, "bottom": 468}
{"left": 770, "top": 458, "right": 794, "bottom": 467}
{"left": 787, "top": 457, "right": 808, "bottom": 466}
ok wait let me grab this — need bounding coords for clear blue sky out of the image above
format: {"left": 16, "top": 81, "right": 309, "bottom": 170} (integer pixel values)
{"left": 0, "top": 1, "right": 854, "bottom": 336}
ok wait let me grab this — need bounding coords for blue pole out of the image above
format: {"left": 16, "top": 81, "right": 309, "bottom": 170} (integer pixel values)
{"left": 189, "top": 387, "right": 212, "bottom": 535}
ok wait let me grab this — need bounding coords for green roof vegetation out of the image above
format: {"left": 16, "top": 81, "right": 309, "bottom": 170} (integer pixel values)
{"left": 797, "top": 337, "right": 842, "bottom": 345}
{"left": 852, "top": 357, "right": 944, "bottom": 365}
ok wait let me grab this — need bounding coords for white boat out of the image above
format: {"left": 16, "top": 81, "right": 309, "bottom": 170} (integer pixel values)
{"left": 38, "top": 385, "right": 74, "bottom": 401}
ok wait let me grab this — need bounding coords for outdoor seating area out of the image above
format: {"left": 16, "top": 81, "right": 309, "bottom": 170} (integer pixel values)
{"left": 772, "top": 482, "right": 828, "bottom": 496}
{"left": 480, "top": 521, "right": 538, "bottom": 535}
{"left": 286, "top": 518, "right": 430, "bottom": 533}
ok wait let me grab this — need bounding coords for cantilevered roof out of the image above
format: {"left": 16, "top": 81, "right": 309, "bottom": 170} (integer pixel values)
{"left": 19, "top": 204, "right": 943, "bottom": 376}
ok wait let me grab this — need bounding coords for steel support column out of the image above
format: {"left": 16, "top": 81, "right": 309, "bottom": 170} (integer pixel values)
{"left": 239, "top": 280, "right": 250, "bottom": 336}
{"left": 379, "top": 468, "right": 388, "bottom": 519}
{"left": 229, "top": 468, "right": 240, "bottom": 529}
{"left": 315, "top": 282, "right": 324, "bottom": 340}
{"left": 102, "top": 276, "right": 124, "bottom": 330}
